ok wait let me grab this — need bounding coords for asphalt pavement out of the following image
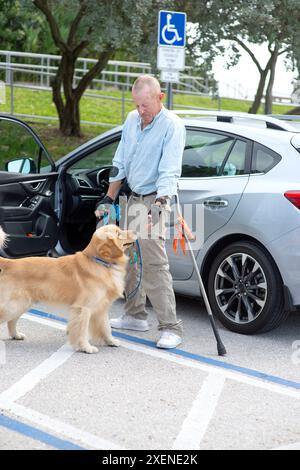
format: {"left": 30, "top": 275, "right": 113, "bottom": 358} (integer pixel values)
{"left": 0, "top": 294, "right": 300, "bottom": 450}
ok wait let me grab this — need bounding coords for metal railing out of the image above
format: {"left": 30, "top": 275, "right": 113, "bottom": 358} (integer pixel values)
{"left": 0, "top": 50, "right": 213, "bottom": 94}
{"left": 0, "top": 50, "right": 218, "bottom": 127}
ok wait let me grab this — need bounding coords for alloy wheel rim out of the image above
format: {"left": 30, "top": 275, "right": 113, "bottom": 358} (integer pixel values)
{"left": 214, "top": 252, "right": 268, "bottom": 324}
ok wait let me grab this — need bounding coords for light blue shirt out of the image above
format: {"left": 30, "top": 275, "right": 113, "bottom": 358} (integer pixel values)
{"left": 109, "top": 107, "right": 186, "bottom": 197}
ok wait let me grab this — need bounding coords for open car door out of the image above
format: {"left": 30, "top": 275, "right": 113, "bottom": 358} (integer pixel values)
{"left": 0, "top": 115, "right": 59, "bottom": 257}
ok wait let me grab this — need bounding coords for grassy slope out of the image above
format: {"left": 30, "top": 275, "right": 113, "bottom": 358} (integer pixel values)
{"left": 0, "top": 85, "right": 295, "bottom": 161}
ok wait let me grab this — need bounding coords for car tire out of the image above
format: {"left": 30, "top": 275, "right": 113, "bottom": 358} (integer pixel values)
{"left": 207, "top": 241, "right": 288, "bottom": 334}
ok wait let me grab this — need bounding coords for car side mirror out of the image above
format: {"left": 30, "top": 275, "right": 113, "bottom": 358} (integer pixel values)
{"left": 5, "top": 158, "right": 37, "bottom": 174}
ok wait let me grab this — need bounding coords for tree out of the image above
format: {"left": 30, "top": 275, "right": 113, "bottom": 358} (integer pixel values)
{"left": 32, "top": 0, "right": 156, "bottom": 136}
{"left": 0, "top": 1, "right": 38, "bottom": 51}
{"left": 285, "top": 28, "right": 300, "bottom": 115}
{"left": 188, "top": 0, "right": 300, "bottom": 114}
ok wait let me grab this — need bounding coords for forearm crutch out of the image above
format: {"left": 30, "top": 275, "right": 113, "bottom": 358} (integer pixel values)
{"left": 174, "top": 193, "right": 227, "bottom": 356}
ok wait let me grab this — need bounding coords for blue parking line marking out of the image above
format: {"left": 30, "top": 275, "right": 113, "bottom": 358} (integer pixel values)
{"left": 112, "top": 331, "right": 300, "bottom": 390}
{"left": 29, "top": 308, "right": 68, "bottom": 324}
{"left": 28, "top": 308, "right": 300, "bottom": 391}
{"left": 0, "top": 413, "right": 85, "bottom": 450}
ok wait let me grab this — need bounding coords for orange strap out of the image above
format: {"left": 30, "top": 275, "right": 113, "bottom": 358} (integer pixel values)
{"left": 177, "top": 216, "right": 195, "bottom": 241}
{"left": 173, "top": 216, "right": 195, "bottom": 255}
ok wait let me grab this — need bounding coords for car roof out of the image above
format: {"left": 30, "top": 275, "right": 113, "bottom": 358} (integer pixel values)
{"left": 181, "top": 117, "right": 299, "bottom": 152}
{"left": 56, "top": 113, "right": 299, "bottom": 166}
{"left": 182, "top": 117, "right": 296, "bottom": 140}
{"left": 174, "top": 110, "right": 299, "bottom": 132}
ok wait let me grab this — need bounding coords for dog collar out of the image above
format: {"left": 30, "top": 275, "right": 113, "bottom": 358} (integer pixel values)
{"left": 92, "top": 256, "right": 115, "bottom": 268}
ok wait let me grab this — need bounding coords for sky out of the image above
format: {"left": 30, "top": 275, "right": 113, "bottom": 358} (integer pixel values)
{"left": 212, "top": 42, "right": 298, "bottom": 102}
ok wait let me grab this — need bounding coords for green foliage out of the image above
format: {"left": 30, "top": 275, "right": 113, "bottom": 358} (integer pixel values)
{"left": 188, "top": 0, "right": 300, "bottom": 67}
{"left": 37, "top": 0, "right": 156, "bottom": 55}
{"left": 0, "top": 0, "right": 55, "bottom": 53}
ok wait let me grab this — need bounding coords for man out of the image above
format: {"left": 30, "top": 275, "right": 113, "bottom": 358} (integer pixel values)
{"left": 95, "top": 75, "right": 186, "bottom": 349}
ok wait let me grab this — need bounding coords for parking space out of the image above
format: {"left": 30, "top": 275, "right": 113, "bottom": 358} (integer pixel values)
{"left": 1, "top": 295, "right": 300, "bottom": 450}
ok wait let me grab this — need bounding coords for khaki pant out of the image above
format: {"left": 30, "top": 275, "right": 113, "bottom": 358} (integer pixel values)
{"left": 122, "top": 194, "right": 183, "bottom": 337}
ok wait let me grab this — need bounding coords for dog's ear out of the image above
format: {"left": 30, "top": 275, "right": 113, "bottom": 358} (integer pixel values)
{"left": 98, "top": 236, "right": 123, "bottom": 260}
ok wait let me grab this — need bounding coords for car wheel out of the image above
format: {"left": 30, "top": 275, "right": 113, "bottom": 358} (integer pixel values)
{"left": 207, "top": 241, "right": 288, "bottom": 334}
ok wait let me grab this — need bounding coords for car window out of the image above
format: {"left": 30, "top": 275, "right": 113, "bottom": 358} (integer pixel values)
{"left": 0, "top": 119, "right": 49, "bottom": 172}
{"left": 251, "top": 142, "right": 282, "bottom": 174}
{"left": 221, "top": 139, "right": 247, "bottom": 176}
{"left": 68, "top": 140, "right": 120, "bottom": 171}
{"left": 182, "top": 129, "right": 235, "bottom": 177}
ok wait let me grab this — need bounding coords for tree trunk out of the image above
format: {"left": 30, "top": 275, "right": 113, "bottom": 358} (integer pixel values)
{"left": 232, "top": 38, "right": 280, "bottom": 115}
{"left": 286, "top": 106, "right": 300, "bottom": 115}
{"left": 52, "top": 59, "right": 64, "bottom": 124}
{"left": 51, "top": 51, "right": 82, "bottom": 137}
{"left": 248, "top": 68, "right": 269, "bottom": 114}
{"left": 51, "top": 48, "right": 114, "bottom": 137}
{"left": 264, "top": 47, "right": 279, "bottom": 114}
{"left": 59, "top": 95, "right": 81, "bottom": 136}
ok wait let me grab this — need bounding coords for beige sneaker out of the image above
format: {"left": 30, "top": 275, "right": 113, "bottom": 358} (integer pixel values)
{"left": 156, "top": 331, "right": 182, "bottom": 349}
{"left": 110, "top": 315, "right": 150, "bottom": 332}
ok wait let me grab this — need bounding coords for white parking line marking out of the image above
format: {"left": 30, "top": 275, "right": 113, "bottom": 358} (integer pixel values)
{"left": 23, "top": 313, "right": 66, "bottom": 331}
{"left": 0, "top": 343, "right": 74, "bottom": 404}
{"left": 23, "top": 313, "right": 300, "bottom": 399}
{"left": 0, "top": 401, "right": 123, "bottom": 450}
{"left": 122, "top": 340, "right": 300, "bottom": 399}
{"left": 0, "top": 320, "right": 123, "bottom": 449}
{"left": 172, "top": 373, "right": 225, "bottom": 450}
{"left": 26, "top": 310, "right": 300, "bottom": 392}
{"left": 2, "top": 312, "right": 299, "bottom": 450}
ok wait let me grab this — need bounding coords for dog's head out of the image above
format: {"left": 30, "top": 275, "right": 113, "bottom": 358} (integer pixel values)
{"left": 86, "top": 225, "right": 137, "bottom": 262}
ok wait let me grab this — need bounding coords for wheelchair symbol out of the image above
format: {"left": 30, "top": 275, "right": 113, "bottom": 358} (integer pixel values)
{"left": 162, "top": 13, "right": 182, "bottom": 45}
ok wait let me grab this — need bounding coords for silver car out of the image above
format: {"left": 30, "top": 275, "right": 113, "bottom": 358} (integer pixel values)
{"left": 1, "top": 111, "right": 299, "bottom": 334}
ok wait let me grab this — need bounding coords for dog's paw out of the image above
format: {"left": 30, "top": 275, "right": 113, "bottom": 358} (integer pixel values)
{"left": 107, "top": 338, "right": 121, "bottom": 347}
{"left": 77, "top": 344, "right": 99, "bottom": 354}
{"left": 12, "top": 332, "right": 26, "bottom": 341}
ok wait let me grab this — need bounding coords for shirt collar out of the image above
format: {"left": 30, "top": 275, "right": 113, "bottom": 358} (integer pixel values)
{"left": 137, "top": 106, "right": 164, "bottom": 131}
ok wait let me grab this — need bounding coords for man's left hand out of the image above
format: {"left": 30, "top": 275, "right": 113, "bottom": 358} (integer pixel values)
{"left": 154, "top": 196, "right": 170, "bottom": 207}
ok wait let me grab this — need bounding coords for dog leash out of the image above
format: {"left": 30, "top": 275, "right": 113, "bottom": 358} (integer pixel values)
{"left": 96, "top": 203, "right": 143, "bottom": 301}
{"left": 125, "top": 239, "right": 142, "bottom": 301}
{"left": 92, "top": 241, "right": 142, "bottom": 301}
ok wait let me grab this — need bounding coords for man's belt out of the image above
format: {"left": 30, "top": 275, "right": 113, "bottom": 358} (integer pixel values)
{"left": 131, "top": 190, "right": 157, "bottom": 198}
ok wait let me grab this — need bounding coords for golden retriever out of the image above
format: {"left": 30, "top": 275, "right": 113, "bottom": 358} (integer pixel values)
{"left": 0, "top": 225, "right": 136, "bottom": 353}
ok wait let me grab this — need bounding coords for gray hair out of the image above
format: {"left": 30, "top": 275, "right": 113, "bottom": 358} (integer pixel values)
{"left": 132, "top": 75, "right": 161, "bottom": 96}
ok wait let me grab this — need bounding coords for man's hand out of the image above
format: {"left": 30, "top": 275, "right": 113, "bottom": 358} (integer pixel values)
{"left": 154, "top": 196, "right": 170, "bottom": 207}
{"left": 95, "top": 195, "right": 114, "bottom": 220}
{"left": 148, "top": 197, "right": 171, "bottom": 227}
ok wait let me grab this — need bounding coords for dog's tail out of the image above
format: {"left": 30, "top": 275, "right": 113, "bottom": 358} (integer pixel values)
{"left": 0, "top": 226, "right": 7, "bottom": 248}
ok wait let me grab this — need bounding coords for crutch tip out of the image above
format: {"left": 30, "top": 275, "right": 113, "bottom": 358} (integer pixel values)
{"left": 217, "top": 344, "right": 227, "bottom": 356}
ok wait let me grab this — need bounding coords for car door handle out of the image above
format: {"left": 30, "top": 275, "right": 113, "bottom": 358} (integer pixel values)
{"left": 203, "top": 198, "right": 229, "bottom": 208}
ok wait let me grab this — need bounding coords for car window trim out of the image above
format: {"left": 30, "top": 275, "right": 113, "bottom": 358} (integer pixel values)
{"left": 184, "top": 126, "right": 252, "bottom": 179}
{"left": 218, "top": 138, "right": 236, "bottom": 175}
{"left": 250, "top": 141, "right": 282, "bottom": 174}
{"left": 180, "top": 174, "right": 250, "bottom": 181}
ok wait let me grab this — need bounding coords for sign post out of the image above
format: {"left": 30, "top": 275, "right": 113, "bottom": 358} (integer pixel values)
{"left": 157, "top": 10, "right": 186, "bottom": 109}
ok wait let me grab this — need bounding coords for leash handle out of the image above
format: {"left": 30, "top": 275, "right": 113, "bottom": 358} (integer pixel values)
{"left": 96, "top": 204, "right": 120, "bottom": 228}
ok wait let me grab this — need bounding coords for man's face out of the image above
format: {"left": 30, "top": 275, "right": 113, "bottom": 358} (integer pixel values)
{"left": 132, "top": 87, "right": 164, "bottom": 127}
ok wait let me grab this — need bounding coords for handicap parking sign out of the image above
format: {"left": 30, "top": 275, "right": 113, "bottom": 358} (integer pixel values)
{"left": 158, "top": 10, "right": 186, "bottom": 47}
